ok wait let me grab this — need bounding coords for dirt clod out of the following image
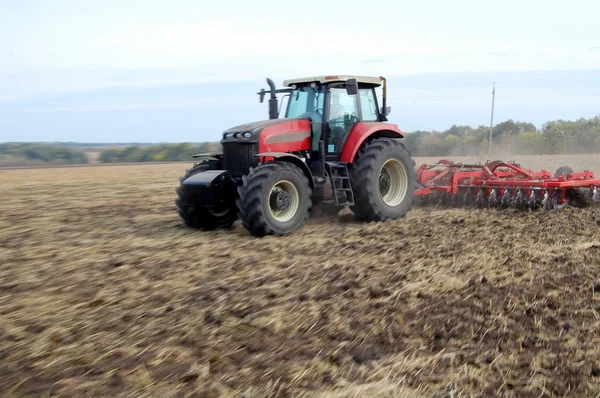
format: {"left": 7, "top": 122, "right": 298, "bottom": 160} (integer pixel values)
{"left": 109, "top": 258, "right": 124, "bottom": 267}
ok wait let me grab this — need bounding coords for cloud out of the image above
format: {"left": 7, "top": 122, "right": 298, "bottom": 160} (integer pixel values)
{"left": 590, "top": 46, "right": 600, "bottom": 53}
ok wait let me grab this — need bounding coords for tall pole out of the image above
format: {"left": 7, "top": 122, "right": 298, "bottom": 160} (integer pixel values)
{"left": 488, "top": 82, "right": 496, "bottom": 156}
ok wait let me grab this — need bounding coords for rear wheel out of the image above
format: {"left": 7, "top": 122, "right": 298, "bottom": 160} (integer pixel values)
{"left": 236, "top": 161, "right": 312, "bottom": 236}
{"left": 175, "top": 162, "right": 238, "bottom": 230}
{"left": 349, "top": 138, "right": 416, "bottom": 221}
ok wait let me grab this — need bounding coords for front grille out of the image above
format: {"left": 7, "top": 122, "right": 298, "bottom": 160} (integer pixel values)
{"left": 223, "top": 142, "right": 258, "bottom": 177}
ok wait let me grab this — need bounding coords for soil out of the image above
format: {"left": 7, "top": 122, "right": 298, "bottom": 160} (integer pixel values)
{"left": 1, "top": 160, "right": 600, "bottom": 397}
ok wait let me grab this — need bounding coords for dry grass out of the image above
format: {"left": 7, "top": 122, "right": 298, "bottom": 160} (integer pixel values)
{"left": 1, "top": 157, "right": 600, "bottom": 397}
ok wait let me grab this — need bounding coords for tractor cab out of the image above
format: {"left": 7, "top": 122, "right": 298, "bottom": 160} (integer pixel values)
{"left": 280, "top": 76, "right": 391, "bottom": 160}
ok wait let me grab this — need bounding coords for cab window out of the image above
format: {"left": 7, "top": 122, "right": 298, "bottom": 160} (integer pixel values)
{"left": 359, "top": 89, "right": 378, "bottom": 121}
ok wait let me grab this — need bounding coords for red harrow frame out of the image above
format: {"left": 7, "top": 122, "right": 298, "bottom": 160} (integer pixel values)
{"left": 414, "top": 160, "right": 600, "bottom": 210}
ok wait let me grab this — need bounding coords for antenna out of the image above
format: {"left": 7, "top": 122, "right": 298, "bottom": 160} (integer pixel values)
{"left": 488, "top": 82, "right": 496, "bottom": 156}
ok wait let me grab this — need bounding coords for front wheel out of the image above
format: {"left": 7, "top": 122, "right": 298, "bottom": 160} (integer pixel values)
{"left": 176, "top": 162, "right": 238, "bottom": 230}
{"left": 236, "top": 161, "right": 312, "bottom": 237}
{"left": 349, "top": 138, "right": 416, "bottom": 221}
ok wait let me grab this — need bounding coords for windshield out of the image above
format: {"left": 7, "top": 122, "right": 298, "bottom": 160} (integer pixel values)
{"left": 285, "top": 86, "right": 325, "bottom": 120}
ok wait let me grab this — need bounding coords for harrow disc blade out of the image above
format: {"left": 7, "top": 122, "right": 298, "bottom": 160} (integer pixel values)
{"left": 440, "top": 192, "right": 450, "bottom": 206}
{"left": 527, "top": 189, "right": 539, "bottom": 210}
{"left": 515, "top": 189, "right": 529, "bottom": 210}
{"left": 501, "top": 189, "right": 511, "bottom": 209}
{"left": 542, "top": 190, "right": 551, "bottom": 211}
{"left": 463, "top": 190, "right": 474, "bottom": 208}
{"left": 488, "top": 189, "right": 498, "bottom": 208}
{"left": 476, "top": 190, "right": 485, "bottom": 209}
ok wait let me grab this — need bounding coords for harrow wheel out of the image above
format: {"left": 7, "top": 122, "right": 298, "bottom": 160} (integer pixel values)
{"left": 554, "top": 166, "right": 574, "bottom": 179}
{"left": 176, "top": 162, "right": 238, "bottom": 230}
{"left": 564, "top": 188, "right": 593, "bottom": 208}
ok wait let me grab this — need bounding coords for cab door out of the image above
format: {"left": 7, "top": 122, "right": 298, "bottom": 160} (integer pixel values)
{"left": 324, "top": 87, "right": 383, "bottom": 160}
{"left": 325, "top": 88, "right": 359, "bottom": 158}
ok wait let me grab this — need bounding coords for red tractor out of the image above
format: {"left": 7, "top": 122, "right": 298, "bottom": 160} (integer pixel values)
{"left": 176, "top": 75, "right": 416, "bottom": 236}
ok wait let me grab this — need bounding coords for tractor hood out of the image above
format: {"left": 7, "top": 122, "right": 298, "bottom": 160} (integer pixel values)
{"left": 220, "top": 118, "right": 306, "bottom": 143}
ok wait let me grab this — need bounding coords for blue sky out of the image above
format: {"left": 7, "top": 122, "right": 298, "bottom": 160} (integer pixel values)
{"left": 1, "top": 0, "right": 599, "bottom": 142}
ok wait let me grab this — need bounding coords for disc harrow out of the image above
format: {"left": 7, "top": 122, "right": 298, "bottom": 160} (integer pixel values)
{"left": 414, "top": 160, "right": 600, "bottom": 210}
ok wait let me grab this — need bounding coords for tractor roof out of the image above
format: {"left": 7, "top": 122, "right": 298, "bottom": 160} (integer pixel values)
{"left": 283, "top": 75, "right": 382, "bottom": 87}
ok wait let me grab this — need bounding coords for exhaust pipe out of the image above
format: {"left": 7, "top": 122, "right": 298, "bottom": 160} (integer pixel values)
{"left": 267, "top": 78, "right": 279, "bottom": 120}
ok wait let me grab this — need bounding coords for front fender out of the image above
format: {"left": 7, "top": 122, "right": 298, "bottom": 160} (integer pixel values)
{"left": 181, "top": 170, "right": 236, "bottom": 207}
{"left": 340, "top": 122, "right": 404, "bottom": 163}
{"left": 255, "top": 152, "right": 315, "bottom": 189}
{"left": 192, "top": 152, "right": 223, "bottom": 159}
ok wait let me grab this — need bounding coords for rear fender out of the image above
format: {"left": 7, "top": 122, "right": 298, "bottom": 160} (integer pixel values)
{"left": 255, "top": 152, "right": 315, "bottom": 189}
{"left": 340, "top": 122, "right": 404, "bottom": 163}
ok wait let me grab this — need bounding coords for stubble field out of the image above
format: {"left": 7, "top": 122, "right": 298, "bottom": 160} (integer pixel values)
{"left": 1, "top": 155, "right": 600, "bottom": 397}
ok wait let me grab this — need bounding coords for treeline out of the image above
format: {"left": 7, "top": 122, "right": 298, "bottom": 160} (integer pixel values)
{"left": 0, "top": 143, "right": 89, "bottom": 167}
{"left": 94, "top": 115, "right": 600, "bottom": 163}
{"left": 403, "top": 115, "right": 600, "bottom": 157}
{"left": 99, "top": 142, "right": 221, "bottom": 163}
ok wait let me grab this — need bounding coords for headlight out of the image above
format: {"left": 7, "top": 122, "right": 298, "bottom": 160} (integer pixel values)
{"left": 242, "top": 132, "right": 252, "bottom": 139}
{"left": 224, "top": 132, "right": 234, "bottom": 139}
{"left": 234, "top": 132, "right": 242, "bottom": 139}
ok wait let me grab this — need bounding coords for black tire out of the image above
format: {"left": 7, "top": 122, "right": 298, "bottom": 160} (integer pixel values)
{"left": 567, "top": 188, "right": 593, "bottom": 208}
{"left": 552, "top": 188, "right": 566, "bottom": 210}
{"left": 175, "top": 162, "right": 238, "bottom": 230}
{"left": 554, "top": 166, "right": 574, "bottom": 178}
{"left": 349, "top": 138, "right": 416, "bottom": 221}
{"left": 236, "top": 161, "right": 312, "bottom": 237}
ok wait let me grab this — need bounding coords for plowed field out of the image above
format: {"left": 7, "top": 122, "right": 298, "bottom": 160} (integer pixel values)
{"left": 1, "top": 156, "right": 600, "bottom": 397}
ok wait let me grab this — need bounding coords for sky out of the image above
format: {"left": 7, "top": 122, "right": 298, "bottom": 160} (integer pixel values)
{"left": 1, "top": 0, "right": 600, "bottom": 143}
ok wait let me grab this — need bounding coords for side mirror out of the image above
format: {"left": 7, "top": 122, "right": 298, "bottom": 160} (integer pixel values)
{"left": 380, "top": 106, "right": 391, "bottom": 116}
{"left": 345, "top": 78, "right": 358, "bottom": 95}
{"left": 259, "top": 89, "right": 266, "bottom": 103}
